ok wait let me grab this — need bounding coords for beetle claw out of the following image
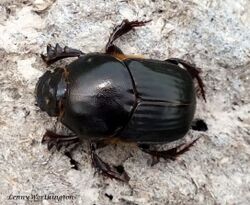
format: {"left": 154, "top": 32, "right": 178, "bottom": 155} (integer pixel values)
{"left": 55, "top": 43, "right": 63, "bottom": 53}
{"left": 150, "top": 156, "right": 160, "bottom": 166}
{"left": 41, "top": 43, "right": 84, "bottom": 65}
{"left": 56, "top": 143, "right": 63, "bottom": 151}
{"left": 47, "top": 141, "right": 54, "bottom": 151}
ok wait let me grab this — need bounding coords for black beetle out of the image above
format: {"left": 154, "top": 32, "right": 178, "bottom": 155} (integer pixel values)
{"left": 36, "top": 19, "right": 207, "bottom": 182}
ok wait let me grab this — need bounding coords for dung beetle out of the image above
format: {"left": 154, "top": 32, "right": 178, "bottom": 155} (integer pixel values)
{"left": 36, "top": 19, "right": 207, "bottom": 182}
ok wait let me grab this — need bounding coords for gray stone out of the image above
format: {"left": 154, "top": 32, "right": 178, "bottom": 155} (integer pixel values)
{"left": 0, "top": 0, "right": 249, "bottom": 204}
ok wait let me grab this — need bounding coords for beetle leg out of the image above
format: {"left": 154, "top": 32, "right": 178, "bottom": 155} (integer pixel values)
{"left": 90, "top": 143, "right": 130, "bottom": 182}
{"left": 41, "top": 43, "right": 84, "bottom": 65}
{"left": 42, "top": 130, "right": 81, "bottom": 170}
{"left": 138, "top": 137, "right": 200, "bottom": 166}
{"left": 165, "top": 58, "right": 206, "bottom": 102}
{"left": 105, "top": 19, "right": 151, "bottom": 54}
{"left": 106, "top": 44, "right": 126, "bottom": 60}
{"left": 42, "top": 130, "right": 80, "bottom": 151}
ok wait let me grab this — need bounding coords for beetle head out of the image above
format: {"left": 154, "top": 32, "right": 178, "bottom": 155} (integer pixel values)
{"left": 35, "top": 68, "right": 66, "bottom": 117}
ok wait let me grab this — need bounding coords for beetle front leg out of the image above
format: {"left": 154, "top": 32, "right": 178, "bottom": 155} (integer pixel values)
{"left": 90, "top": 142, "right": 130, "bottom": 182}
{"left": 41, "top": 43, "right": 85, "bottom": 65}
{"left": 42, "top": 130, "right": 80, "bottom": 151}
{"left": 138, "top": 137, "right": 200, "bottom": 166}
{"left": 42, "top": 130, "right": 81, "bottom": 169}
{"left": 165, "top": 58, "right": 206, "bottom": 102}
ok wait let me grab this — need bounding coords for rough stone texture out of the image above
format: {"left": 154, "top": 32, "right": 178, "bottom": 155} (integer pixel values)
{"left": 0, "top": 0, "right": 250, "bottom": 204}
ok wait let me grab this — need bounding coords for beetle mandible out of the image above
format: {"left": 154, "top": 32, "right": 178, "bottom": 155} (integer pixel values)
{"left": 36, "top": 19, "right": 207, "bottom": 182}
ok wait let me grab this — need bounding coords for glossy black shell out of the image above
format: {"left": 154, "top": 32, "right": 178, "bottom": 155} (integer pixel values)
{"left": 61, "top": 54, "right": 135, "bottom": 140}
{"left": 60, "top": 53, "right": 196, "bottom": 144}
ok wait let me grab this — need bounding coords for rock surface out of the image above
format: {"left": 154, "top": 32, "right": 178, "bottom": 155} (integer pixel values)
{"left": 0, "top": 0, "right": 249, "bottom": 204}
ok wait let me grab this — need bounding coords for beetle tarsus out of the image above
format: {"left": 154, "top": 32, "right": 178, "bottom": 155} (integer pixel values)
{"left": 105, "top": 19, "right": 151, "bottom": 54}
{"left": 139, "top": 137, "right": 200, "bottom": 166}
{"left": 41, "top": 43, "right": 84, "bottom": 65}
{"left": 90, "top": 143, "right": 130, "bottom": 182}
{"left": 165, "top": 58, "right": 206, "bottom": 102}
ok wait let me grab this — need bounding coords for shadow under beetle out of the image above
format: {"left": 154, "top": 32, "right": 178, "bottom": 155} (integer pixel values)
{"left": 36, "top": 19, "right": 207, "bottom": 182}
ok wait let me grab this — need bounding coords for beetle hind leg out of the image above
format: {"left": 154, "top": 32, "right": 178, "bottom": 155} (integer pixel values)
{"left": 138, "top": 137, "right": 200, "bottom": 166}
{"left": 165, "top": 58, "right": 206, "bottom": 102}
{"left": 90, "top": 143, "right": 130, "bottom": 183}
{"left": 41, "top": 43, "right": 84, "bottom": 65}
